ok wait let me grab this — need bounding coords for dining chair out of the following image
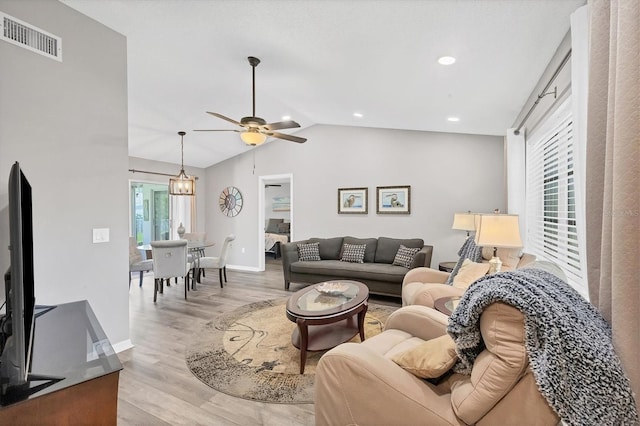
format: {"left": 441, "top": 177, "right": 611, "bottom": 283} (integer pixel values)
{"left": 150, "top": 240, "right": 192, "bottom": 302}
{"left": 129, "top": 237, "right": 153, "bottom": 287}
{"left": 197, "top": 234, "right": 235, "bottom": 288}
{"left": 182, "top": 232, "right": 208, "bottom": 281}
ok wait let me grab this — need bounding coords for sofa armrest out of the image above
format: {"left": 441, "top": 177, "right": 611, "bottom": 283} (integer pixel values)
{"left": 281, "top": 239, "right": 308, "bottom": 289}
{"left": 384, "top": 305, "right": 449, "bottom": 340}
{"left": 410, "top": 245, "right": 434, "bottom": 269}
{"left": 403, "top": 267, "right": 450, "bottom": 285}
{"left": 315, "top": 342, "right": 462, "bottom": 426}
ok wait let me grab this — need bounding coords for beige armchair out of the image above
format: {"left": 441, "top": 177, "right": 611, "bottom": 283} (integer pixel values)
{"left": 315, "top": 303, "right": 559, "bottom": 426}
{"left": 402, "top": 250, "right": 535, "bottom": 307}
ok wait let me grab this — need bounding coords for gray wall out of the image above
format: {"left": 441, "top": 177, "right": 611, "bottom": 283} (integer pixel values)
{"left": 0, "top": 1, "right": 130, "bottom": 347}
{"left": 205, "top": 124, "right": 505, "bottom": 271}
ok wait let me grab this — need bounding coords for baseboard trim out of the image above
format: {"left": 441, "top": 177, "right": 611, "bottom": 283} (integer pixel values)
{"left": 227, "top": 264, "right": 261, "bottom": 272}
{"left": 111, "top": 339, "right": 134, "bottom": 353}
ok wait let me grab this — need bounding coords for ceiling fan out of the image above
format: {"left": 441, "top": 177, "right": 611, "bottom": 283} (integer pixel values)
{"left": 194, "top": 56, "right": 307, "bottom": 146}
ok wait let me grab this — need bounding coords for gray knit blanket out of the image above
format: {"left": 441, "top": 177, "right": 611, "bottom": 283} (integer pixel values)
{"left": 447, "top": 268, "right": 639, "bottom": 426}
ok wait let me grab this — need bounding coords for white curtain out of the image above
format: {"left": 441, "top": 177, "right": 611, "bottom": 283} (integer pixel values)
{"left": 570, "top": 4, "right": 590, "bottom": 300}
{"left": 505, "top": 129, "right": 526, "bottom": 246}
{"left": 171, "top": 195, "right": 194, "bottom": 238}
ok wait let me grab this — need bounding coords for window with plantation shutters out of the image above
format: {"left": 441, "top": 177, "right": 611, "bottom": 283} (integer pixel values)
{"left": 526, "top": 98, "right": 585, "bottom": 294}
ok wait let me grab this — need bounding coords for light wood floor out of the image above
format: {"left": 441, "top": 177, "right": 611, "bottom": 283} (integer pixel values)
{"left": 119, "top": 257, "right": 400, "bottom": 425}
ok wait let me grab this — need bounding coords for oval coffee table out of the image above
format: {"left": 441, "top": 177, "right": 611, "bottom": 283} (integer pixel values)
{"left": 285, "top": 280, "right": 369, "bottom": 374}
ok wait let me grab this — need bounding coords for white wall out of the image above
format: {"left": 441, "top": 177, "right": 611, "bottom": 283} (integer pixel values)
{"left": 205, "top": 124, "right": 505, "bottom": 271}
{"left": 0, "top": 1, "right": 130, "bottom": 347}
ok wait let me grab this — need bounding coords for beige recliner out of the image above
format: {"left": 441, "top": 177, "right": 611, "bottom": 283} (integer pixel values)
{"left": 315, "top": 303, "right": 559, "bottom": 426}
{"left": 402, "top": 249, "right": 535, "bottom": 307}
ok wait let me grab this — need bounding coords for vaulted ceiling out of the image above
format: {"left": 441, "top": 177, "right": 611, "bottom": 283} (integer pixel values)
{"left": 61, "top": 0, "right": 585, "bottom": 168}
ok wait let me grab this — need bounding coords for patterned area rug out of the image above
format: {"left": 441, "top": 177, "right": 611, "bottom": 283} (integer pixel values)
{"left": 185, "top": 297, "right": 397, "bottom": 404}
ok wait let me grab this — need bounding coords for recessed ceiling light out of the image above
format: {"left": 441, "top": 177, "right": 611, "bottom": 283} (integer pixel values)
{"left": 353, "top": 112, "right": 363, "bottom": 118}
{"left": 447, "top": 116, "right": 460, "bottom": 122}
{"left": 438, "top": 56, "right": 456, "bottom": 65}
{"left": 282, "top": 115, "right": 291, "bottom": 120}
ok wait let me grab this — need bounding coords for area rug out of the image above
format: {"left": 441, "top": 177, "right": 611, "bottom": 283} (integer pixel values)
{"left": 185, "top": 297, "right": 397, "bottom": 404}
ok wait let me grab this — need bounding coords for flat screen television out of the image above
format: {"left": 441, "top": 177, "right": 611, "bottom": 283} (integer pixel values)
{"left": 1, "top": 162, "right": 58, "bottom": 399}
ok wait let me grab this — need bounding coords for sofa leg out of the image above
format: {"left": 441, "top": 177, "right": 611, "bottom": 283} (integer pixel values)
{"left": 285, "top": 281, "right": 290, "bottom": 290}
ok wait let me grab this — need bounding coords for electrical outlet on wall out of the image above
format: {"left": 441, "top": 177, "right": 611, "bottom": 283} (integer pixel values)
{"left": 241, "top": 247, "right": 245, "bottom": 253}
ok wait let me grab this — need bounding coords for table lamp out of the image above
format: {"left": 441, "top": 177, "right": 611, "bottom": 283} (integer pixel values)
{"left": 474, "top": 214, "right": 522, "bottom": 274}
{"left": 452, "top": 212, "right": 476, "bottom": 238}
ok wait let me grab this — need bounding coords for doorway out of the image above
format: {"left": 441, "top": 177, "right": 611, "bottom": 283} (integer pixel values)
{"left": 258, "top": 174, "right": 293, "bottom": 271}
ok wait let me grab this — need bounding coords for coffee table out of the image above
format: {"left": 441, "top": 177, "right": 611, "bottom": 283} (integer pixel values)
{"left": 286, "top": 280, "right": 369, "bottom": 374}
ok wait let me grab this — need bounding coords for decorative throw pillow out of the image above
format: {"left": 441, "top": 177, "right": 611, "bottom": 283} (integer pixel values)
{"left": 340, "top": 243, "right": 366, "bottom": 263}
{"left": 452, "top": 259, "right": 490, "bottom": 290}
{"left": 392, "top": 245, "right": 421, "bottom": 268}
{"left": 297, "top": 242, "right": 321, "bottom": 261}
{"left": 445, "top": 238, "right": 483, "bottom": 285}
{"left": 391, "top": 334, "right": 458, "bottom": 379}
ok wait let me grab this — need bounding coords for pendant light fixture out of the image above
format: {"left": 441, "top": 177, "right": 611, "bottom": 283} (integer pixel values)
{"left": 169, "top": 131, "right": 195, "bottom": 196}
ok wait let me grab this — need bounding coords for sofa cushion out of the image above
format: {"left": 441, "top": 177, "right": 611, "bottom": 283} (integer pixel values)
{"left": 450, "top": 303, "right": 529, "bottom": 424}
{"left": 452, "top": 259, "right": 490, "bottom": 290}
{"left": 266, "top": 218, "right": 284, "bottom": 233}
{"left": 375, "top": 237, "right": 424, "bottom": 264}
{"left": 290, "top": 260, "right": 409, "bottom": 284}
{"left": 297, "top": 242, "right": 321, "bottom": 261}
{"left": 392, "top": 245, "right": 421, "bottom": 268}
{"left": 340, "top": 243, "right": 366, "bottom": 263}
{"left": 391, "top": 333, "right": 458, "bottom": 379}
{"left": 309, "top": 237, "right": 344, "bottom": 260}
{"left": 342, "top": 237, "right": 378, "bottom": 263}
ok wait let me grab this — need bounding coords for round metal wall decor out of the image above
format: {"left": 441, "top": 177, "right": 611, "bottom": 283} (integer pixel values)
{"left": 219, "top": 186, "right": 243, "bottom": 217}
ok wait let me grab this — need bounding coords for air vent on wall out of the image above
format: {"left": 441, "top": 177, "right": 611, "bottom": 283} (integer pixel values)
{"left": 0, "top": 12, "right": 62, "bottom": 61}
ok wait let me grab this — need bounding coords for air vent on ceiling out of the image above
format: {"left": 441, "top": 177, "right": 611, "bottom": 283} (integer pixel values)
{"left": 1, "top": 12, "right": 62, "bottom": 61}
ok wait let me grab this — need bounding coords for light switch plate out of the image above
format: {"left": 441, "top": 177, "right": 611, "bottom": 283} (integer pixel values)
{"left": 93, "top": 228, "right": 110, "bottom": 243}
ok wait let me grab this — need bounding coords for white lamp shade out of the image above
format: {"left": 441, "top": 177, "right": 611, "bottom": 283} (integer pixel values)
{"left": 240, "top": 130, "right": 267, "bottom": 146}
{"left": 474, "top": 214, "right": 522, "bottom": 248}
{"left": 452, "top": 213, "right": 476, "bottom": 231}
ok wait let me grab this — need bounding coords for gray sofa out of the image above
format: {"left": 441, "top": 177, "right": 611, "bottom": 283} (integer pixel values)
{"left": 281, "top": 236, "right": 433, "bottom": 298}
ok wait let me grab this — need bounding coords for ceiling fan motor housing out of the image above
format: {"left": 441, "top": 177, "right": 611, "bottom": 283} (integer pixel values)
{"left": 241, "top": 116, "right": 267, "bottom": 128}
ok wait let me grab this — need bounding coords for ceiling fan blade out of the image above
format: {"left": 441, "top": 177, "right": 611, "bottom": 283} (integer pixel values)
{"left": 267, "top": 132, "right": 307, "bottom": 143}
{"left": 206, "top": 112, "right": 244, "bottom": 127}
{"left": 193, "top": 129, "right": 241, "bottom": 133}
{"left": 262, "top": 120, "right": 301, "bottom": 131}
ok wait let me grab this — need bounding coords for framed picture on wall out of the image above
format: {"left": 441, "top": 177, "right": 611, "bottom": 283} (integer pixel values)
{"left": 338, "top": 187, "right": 368, "bottom": 214}
{"left": 376, "top": 185, "right": 411, "bottom": 214}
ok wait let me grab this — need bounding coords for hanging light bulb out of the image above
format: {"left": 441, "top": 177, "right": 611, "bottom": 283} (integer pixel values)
{"left": 169, "top": 131, "right": 196, "bottom": 196}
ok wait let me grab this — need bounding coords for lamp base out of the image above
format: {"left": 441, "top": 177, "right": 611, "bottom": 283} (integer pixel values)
{"left": 488, "top": 256, "right": 502, "bottom": 274}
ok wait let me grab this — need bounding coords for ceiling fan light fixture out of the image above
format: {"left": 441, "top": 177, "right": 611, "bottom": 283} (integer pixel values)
{"left": 169, "top": 131, "right": 196, "bottom": 196}
{"left": 240, "top": 130, "right": 267, "bottom": 146}
{"left": 438, "top": 56, "right": 456, "bottom": 65}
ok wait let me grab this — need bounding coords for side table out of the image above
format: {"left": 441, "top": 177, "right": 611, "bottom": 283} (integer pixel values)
{"left": 434, "top": 296, "right": 461, "bottom": 316}
{"left": 438, "top": 261, "right": 457, "bottom": 273}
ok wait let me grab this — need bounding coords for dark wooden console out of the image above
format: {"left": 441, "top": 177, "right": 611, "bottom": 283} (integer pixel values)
{"left": 0, "top": 300, "right": 123, "bottom": 424}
